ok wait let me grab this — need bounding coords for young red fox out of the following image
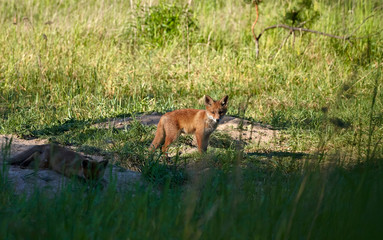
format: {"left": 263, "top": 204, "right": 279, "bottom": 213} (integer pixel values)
{"left": 8, "top": 144, "right": 108, "bottom": 180}
{"left": 149, "top": 95, "right": 229, "bottom": 154}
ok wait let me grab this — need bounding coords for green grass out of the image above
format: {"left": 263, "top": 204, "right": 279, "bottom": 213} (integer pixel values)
{"left": 0, "top": 0, "right": 383, "bottom": 239}
{"left": 1, "top": 161, "right": 382, "bottom": 239}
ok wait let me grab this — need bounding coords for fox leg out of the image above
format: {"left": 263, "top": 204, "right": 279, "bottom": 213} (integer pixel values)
{"left": 161, "top": 121, "right": 180, "bottom": 154}
{"left": 195, "top": 131, "right": 209, "bottom": 153}
{"left": 201, "top": 135, "right": 210, "bottom": 152}
{"left": 162, "top": 132, "right": 179, "bottom": 154}
{"left": 8, "top": 145, "right": 46, "bottom": 165}
{"left": 20, "top": 152, "right": 41, "bottom": 169}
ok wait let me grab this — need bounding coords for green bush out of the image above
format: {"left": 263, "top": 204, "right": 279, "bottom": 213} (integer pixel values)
{"left": 126, "top": 3, "right": 198, "bottom": 47}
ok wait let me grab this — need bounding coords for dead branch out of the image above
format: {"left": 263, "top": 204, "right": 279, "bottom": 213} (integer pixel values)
{"left": 253, "top": 14, "right": 376, "bottom": 58}
{"left": 254, "top": 24, "right": 349, "bottom": 58}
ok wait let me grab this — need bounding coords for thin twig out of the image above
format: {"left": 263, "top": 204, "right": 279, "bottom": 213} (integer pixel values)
{"left": 271, "top": 31, "right": 292, "bottom": 60}
{"left": 347, "top": 14, "right": 375, "bottom": 37}
{"left": 257, "top": 24, "right": 351, "bottom": 41}
{"left": 251, "top": 3, "right": 259, "bottom": 42}
{"left": 253, "top": 13, "right": 376, "bottom": 57}
{"left": 293, "top": 20, "right": 307, "bottom": 47}
{"left": 297, "top": 20, "right": 308, "bottom": 28}
{"left": 251, "top": 3, "right": 259, "bottom": 57}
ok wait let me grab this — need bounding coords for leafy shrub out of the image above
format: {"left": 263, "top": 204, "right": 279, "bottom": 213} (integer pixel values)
{"left": 127, "top": 4, "right": 198, "bottom": 47}
{"left": 283, "top": 0, "right": 319, "bottom": 27}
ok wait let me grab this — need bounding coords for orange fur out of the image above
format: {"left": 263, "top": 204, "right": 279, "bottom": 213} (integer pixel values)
{"left": 150, "top": 95, "right": 229, "bottom": 153}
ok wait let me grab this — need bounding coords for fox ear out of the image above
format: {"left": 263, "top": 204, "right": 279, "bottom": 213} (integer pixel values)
{"left": 81, "top": 159, "right": 90, "bottom": 169}
{"left": 204, "top": 95, "right": 214, "bottom": 106}
{"left": 220, "top": 95, "right": 228, "bottom": 106}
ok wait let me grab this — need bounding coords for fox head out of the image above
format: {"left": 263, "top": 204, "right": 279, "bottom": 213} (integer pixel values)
{"left": 81, "top": 158, "right": 109, "bottom": 180}
{"left": 204, "top": 95, "right": 229, "bottom": 123}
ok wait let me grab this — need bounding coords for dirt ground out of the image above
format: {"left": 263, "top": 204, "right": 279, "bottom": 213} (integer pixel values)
{"left": 0, "top": 113, "right": 278, "bottom": 195}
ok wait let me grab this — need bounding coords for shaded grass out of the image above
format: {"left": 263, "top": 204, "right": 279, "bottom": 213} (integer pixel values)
{"left": 1, "top": 160, "right": 382, "bottom": 239}
{"left": 0, "top": 0, "right": 381, "bottom": 156}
